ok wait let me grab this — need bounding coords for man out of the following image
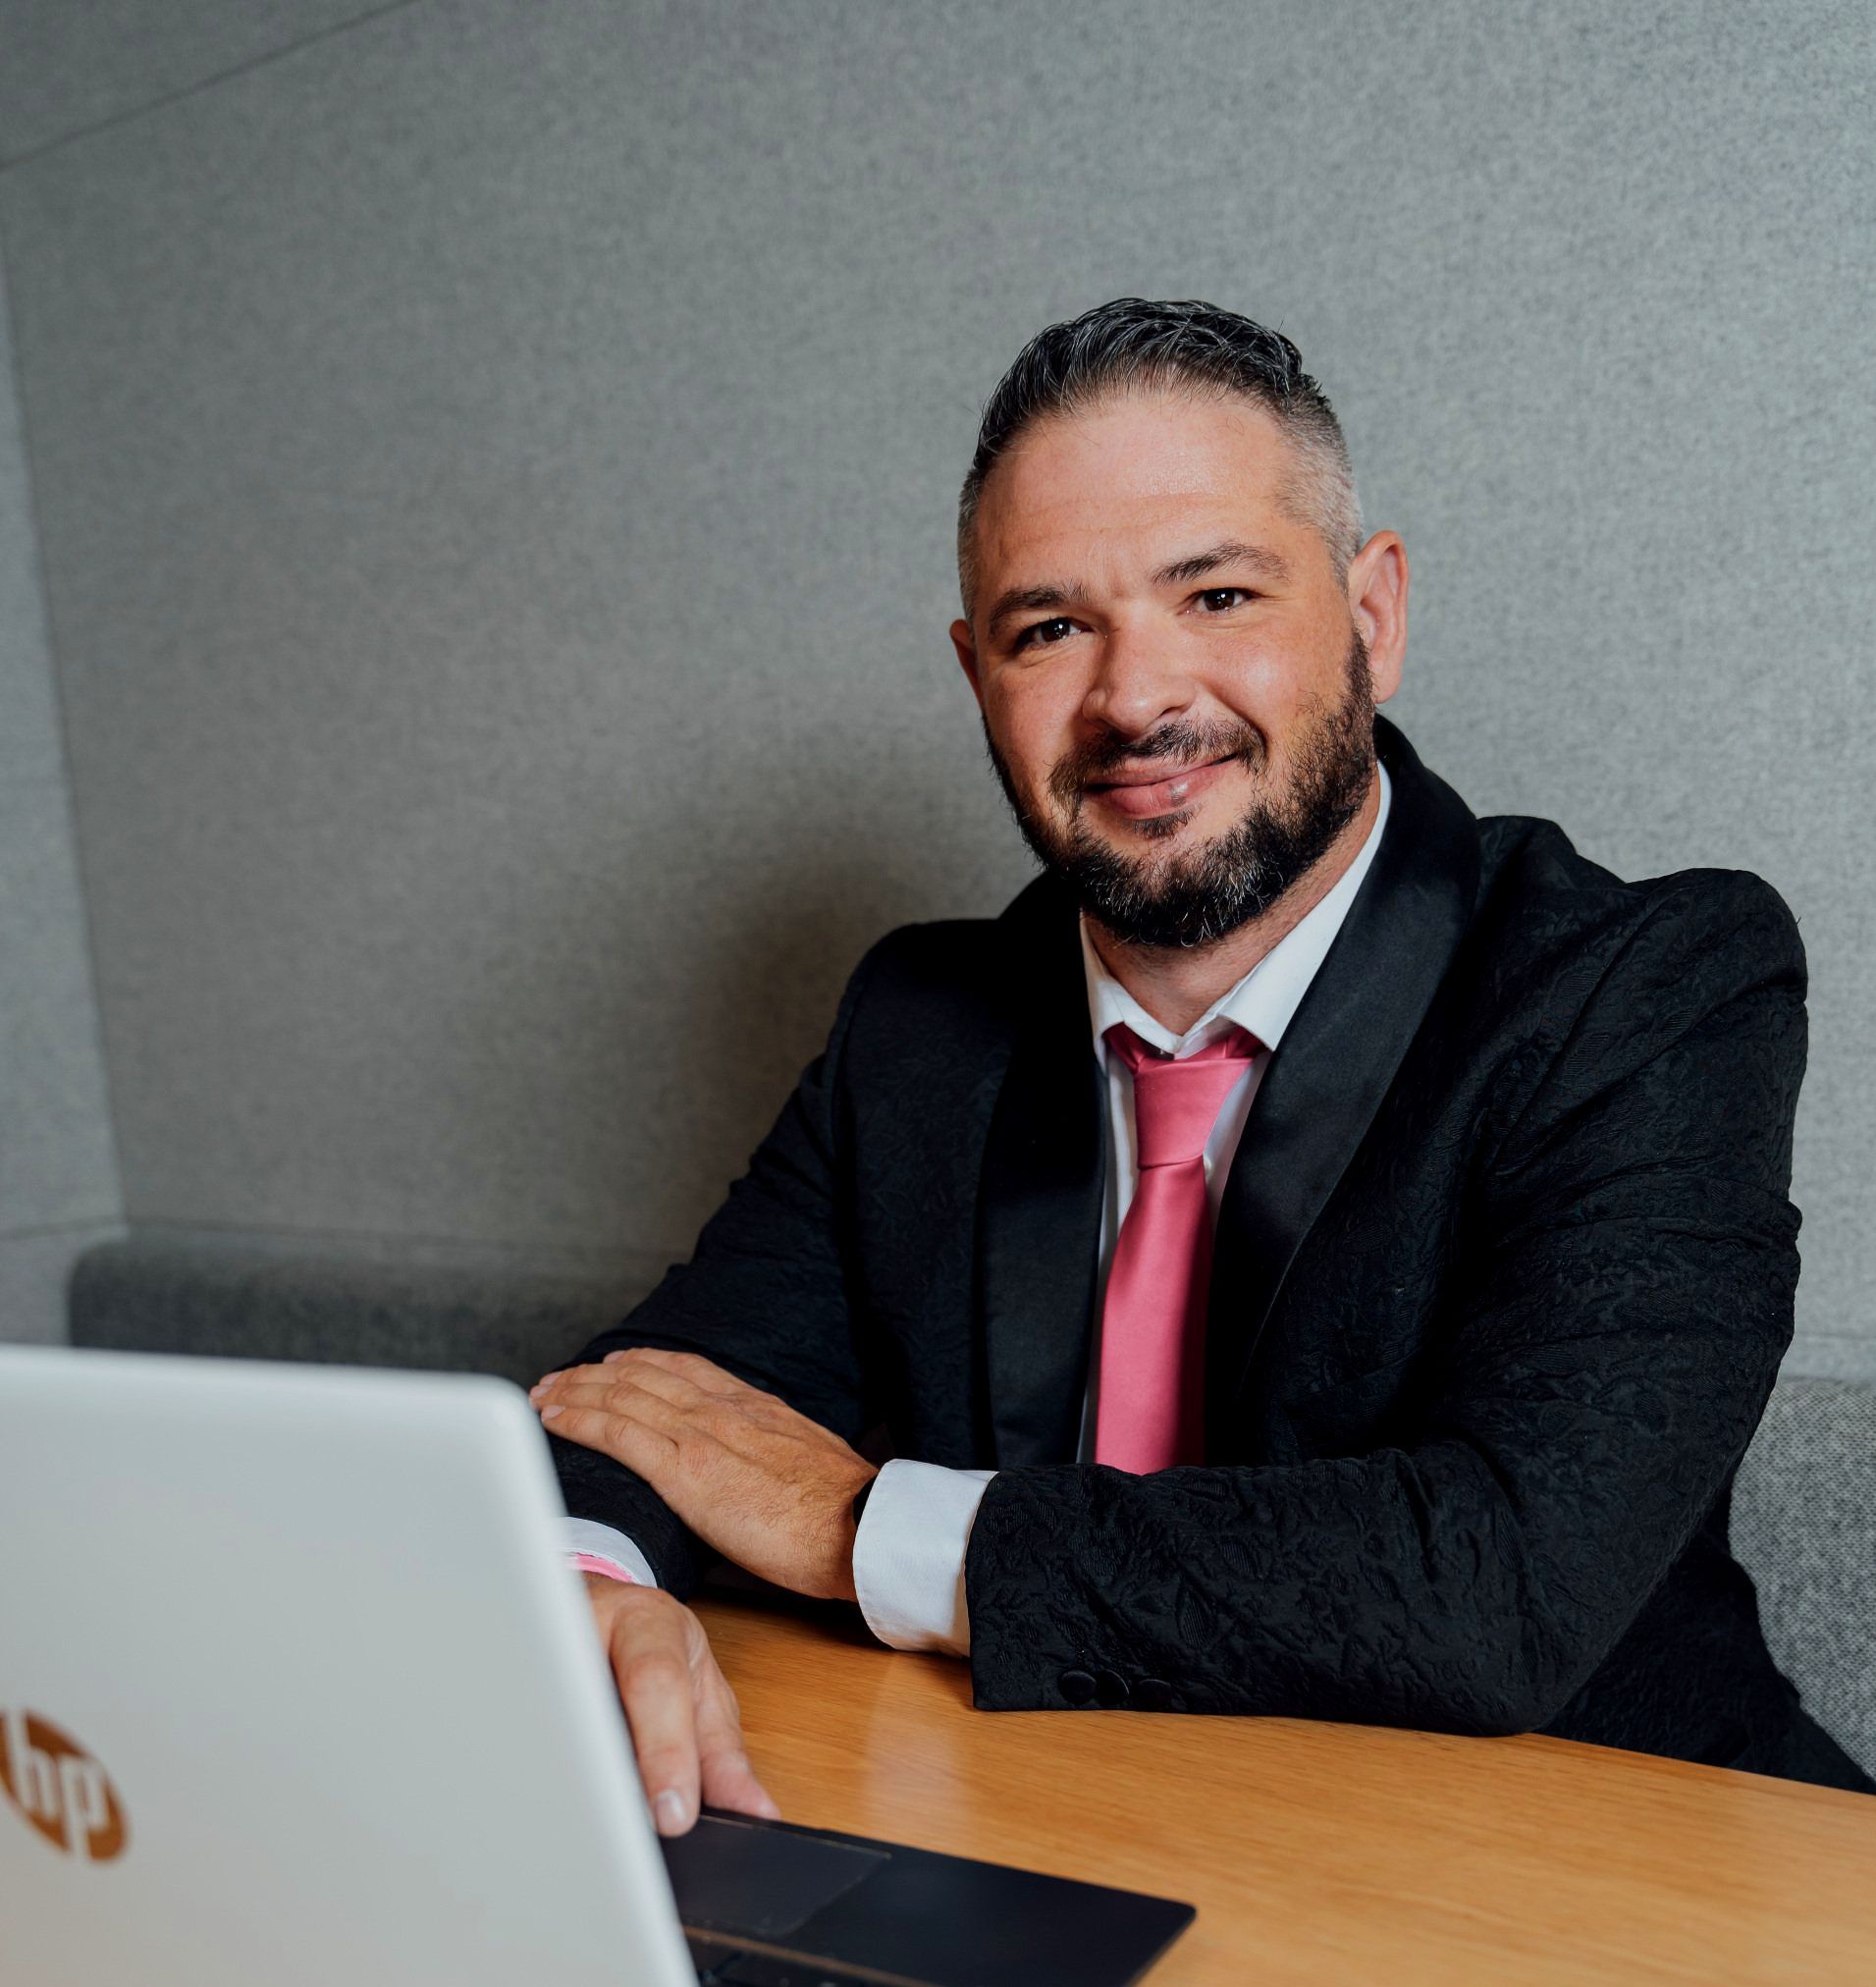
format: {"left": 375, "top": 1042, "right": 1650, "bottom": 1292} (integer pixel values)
{"left": 530, "top": 298, "right": 1875, "bottom": 1836}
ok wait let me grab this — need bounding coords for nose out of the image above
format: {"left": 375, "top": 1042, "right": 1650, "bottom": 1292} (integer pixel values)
{"left": 1080, "top": 622, "right": 1199, "bottom": 739}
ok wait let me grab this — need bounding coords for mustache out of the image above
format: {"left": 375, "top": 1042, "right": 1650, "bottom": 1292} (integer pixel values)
{"left": 1046, "top": 720, "right": 1264, "bottom": 811}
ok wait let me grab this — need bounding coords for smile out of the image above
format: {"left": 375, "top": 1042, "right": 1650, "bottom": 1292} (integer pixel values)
{"left": 1085, "top": 755, "right": 1235, "bottom": 821}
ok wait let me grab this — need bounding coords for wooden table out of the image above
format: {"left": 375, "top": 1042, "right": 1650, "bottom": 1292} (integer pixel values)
{"left": 693, "top": 1592, "right": 1876, "bottom": 1985}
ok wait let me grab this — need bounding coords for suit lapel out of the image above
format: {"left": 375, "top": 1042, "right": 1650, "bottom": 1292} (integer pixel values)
{"left": 1204, "top": 717, "right": 1481, "bottom": 1439}
{"left": 976, "top": 876, "right": 1107, "bottom": 1466}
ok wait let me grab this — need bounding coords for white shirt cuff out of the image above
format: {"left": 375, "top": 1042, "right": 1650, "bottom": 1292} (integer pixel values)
{"left": 563, "top": 1518, "right": 659, "bottom": 1588}
{"left": 851, "top": 1459, "right": 995, "bottom": 1657}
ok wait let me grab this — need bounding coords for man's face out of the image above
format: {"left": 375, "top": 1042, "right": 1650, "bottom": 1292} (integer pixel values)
{"left": 950, "top": 388, "right": 1404, "bottom": 948}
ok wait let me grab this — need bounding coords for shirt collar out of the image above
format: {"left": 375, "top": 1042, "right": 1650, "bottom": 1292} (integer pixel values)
{"left": 1079, "top": 758, "right": 1393, "bottom": 1061}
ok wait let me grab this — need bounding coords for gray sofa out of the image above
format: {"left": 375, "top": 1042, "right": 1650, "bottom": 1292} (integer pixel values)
{"left": 70, "top": 1231, "right": 652, "bottom": 1393}
{"left": 69, "top": 1232, "right": 1874, "bottom": 1779}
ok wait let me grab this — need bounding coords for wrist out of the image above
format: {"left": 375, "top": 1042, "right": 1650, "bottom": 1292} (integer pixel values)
{"left": 835, "top": 1467, "right": 881, "bottom": 1604}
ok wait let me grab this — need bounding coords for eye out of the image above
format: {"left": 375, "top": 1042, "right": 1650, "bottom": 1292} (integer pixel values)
{"left": 1010, "top": 616, "right": 1079, "bottom": 652}
{"left": 1195, "top": 586, "right": 1256, "bottom": 613}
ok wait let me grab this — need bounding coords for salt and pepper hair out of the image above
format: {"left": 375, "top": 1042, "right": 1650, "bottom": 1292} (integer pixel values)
{"left": 956, "top": 297, "right": 1364, "bottom": 621}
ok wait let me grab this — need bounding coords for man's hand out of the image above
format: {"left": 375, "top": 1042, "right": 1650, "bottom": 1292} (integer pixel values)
{"left": 584, "top": 1574, "right": 780, "bottom": 1838}
{"left": 533, "top": 1348, "right": 878, "bottom": 1601}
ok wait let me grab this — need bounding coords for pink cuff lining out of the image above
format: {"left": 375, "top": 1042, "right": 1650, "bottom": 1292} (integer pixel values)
{"left": 567, "top": 1551, "right": 637, "bottom": 1584}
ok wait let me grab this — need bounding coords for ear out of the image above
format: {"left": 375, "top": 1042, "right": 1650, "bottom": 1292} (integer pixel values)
{"left": 950, "top": 617, "right": 987, "bottom": 711}
{"left": 1346, "top": 531, "right": 1408, "bottom": 706}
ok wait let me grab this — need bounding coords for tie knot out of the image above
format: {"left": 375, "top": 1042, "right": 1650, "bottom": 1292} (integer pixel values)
{"left": 1105, "top": 1022, "right": 1260, "bottom": 1168}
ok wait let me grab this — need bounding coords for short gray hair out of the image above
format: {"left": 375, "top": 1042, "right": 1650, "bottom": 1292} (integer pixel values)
{"left": 956, "top": 297, "right": 1363, "bottom": 620}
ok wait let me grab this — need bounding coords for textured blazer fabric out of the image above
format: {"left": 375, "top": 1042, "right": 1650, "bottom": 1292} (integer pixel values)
{"left": 550, "top": 718, "right": 1873, "bottom": 1796}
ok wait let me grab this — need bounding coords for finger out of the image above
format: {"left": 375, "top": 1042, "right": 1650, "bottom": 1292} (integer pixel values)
{"left": 583, "top": 1359, "right": 722, "bottom": 1413}
{"left": 543, "top": 1379, "right": 792, "bottom": 1491}
{"left": 535, "top": 1368, "right": 701, "bottom": 1417}
{"left": 695, "top": 1679, "right": 782, "bottom": 1822}
{"left": 528, "top": 1360, "right": 625, "bottom": 1402}
{"left": 607, "top": 1347, "right": 761, "bottom": 1401}
{"left": 611, "top": 1608, "right": 703, "bottom": 1836}
{"left": 537, "top": 1376, "right": 696, "bottom": 1441}
{"left": 537, "top": 1401, "right": 678, "bottom": 1479}
{"left": 594, "top": 1358, "right": 799, "bottom": 1442}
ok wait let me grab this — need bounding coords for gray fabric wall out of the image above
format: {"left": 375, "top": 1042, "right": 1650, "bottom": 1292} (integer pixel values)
{"left": 0, "top": 0, "right": 1869, "bottom": 1373}
{"left": 0, "top": 250, "right": 123, "bottom": 1342}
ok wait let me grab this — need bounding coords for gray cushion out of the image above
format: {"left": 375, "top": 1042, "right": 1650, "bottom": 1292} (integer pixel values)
{"left": 1732, "top": 1375, "right": 1876, "bottom": 1777}
{"left": 69, "top": 1232, "right": 657, "bottom": 1390}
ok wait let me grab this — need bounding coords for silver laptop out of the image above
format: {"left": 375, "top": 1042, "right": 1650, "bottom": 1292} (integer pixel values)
{"left": 0, "top": 1345, "right": 1193, "bottom": 1986}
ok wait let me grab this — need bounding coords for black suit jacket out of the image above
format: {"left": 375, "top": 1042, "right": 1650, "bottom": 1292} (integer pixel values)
{"left": 553, "top": 717, "right": 1872, "bottom": 1795}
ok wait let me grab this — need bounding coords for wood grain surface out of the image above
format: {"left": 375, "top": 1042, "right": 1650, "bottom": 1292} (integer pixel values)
{"left": 692, "top": 1592, "right": 1876, "bottom": 1985}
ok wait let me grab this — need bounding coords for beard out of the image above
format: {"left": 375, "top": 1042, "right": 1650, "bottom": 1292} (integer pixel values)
{"left": 984, "top": 626, "right": 1377, "bottom": 949}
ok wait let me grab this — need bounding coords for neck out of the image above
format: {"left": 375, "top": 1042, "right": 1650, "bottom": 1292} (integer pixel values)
{"left": 1086, "top": 766, "right": 1382, "bottom": 1036}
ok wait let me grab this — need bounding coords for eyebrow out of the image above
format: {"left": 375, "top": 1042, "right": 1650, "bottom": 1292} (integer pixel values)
{"left": 1150, "top": 538, "right": 1292, "bottom": 588}
{"left": 983, "top": 579, "right": 1093, "bottom": 642}
{"left": 983, "top": 538, "right": 1292, "bottom": 642}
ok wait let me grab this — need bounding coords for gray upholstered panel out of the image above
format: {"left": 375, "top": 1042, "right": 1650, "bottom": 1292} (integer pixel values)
{"left": 0, "top": 766, "right": 120, "bottom": 1232}
{"left": 0, "top": 1225, "right": 124, "bottom": 1349}
{"left": 69, "top": 1232, "right": 660, "bottom": 1389}
{"left": 0, "top": 225, "right": 123, "bottom": 1343}
{"left": 0, "top": 0, "right": 1869, "bottom": 1376}
{"left": 1733, "top": 1377, "right": 1876, "bottom": 1778}
{"left": 0, "top": 0, "right": 390, "bottom": 163}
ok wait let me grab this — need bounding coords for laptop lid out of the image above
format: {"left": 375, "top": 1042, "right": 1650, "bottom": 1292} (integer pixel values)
{"left": 0, "top": 1345, "right": 696, "bottom": 1987}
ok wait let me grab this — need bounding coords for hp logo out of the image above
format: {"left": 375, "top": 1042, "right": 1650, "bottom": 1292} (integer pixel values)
{"left": 0, "top": 1708, "right": 128, "bottom": 1861}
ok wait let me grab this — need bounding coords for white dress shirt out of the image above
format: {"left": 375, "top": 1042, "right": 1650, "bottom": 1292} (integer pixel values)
{"left": 569, "top": 764, "right": 1394, "bottom": 1651}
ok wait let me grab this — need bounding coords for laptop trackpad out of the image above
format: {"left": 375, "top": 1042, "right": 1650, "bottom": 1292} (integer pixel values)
{"left": 661, "top": 1812, "right": 890, "bottom": 1939}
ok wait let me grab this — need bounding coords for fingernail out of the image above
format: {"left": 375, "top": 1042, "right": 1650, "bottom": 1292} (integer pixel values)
{"left": 654, "top": 1791, "right": 687, "bottom": 1834}
{"left": 540, "top": 1405, "right": 563, "bottom": 1421}
{"left": 603, "top": 1350, "right": 626, "bottom": 1364}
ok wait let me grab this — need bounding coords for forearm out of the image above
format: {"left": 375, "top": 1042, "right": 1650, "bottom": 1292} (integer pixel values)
{"left": 963, "top": 1444, "right": 1564, "bottom": 1729}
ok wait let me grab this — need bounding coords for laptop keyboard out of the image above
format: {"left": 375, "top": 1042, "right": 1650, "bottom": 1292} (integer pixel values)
{"left": 687, "top": 1931, "right": 882, "bottom": 1984}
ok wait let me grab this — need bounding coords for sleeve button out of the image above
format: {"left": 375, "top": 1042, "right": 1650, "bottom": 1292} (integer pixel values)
{"left": 1094, "top": 1670, "right": 1130, "bottom": 1708}
{"left": 1133, "top": 1676, "right": 1172, "bottom": 1711}
{"left": 1058, "top": 1668, "right": 1097, "bottom": 1705}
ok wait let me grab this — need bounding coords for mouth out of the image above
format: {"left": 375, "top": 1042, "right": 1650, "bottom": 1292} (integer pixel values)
{"left": 1084, "top": 754, "right": 1236, "bottom": 821}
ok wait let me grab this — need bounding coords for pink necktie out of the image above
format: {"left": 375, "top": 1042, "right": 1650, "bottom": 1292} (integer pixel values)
{"left": 1095, "top": 1022, "right": 1260, "bottom": 1474}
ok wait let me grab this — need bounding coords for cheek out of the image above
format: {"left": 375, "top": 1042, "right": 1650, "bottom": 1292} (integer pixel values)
{"left": 1200, "top": 627, "right": 1293, "bottom": 698}
{"left": 1206, "top": 637, "right": 1333, "bottom": 735}
{"left": 988, "top": 671, "right": 1082, "bottom": 781}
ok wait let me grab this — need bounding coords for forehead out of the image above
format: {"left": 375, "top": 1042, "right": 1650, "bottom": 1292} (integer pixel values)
{"left": 972, "top": 388, "right": 1309, "bottom": 581}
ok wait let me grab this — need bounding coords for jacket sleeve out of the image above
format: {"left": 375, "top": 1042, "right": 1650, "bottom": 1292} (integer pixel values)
{"left": 547, "top": 939, "right": 884, "bottom": 1596}
{"left": 962, "top": 872, "right": 1806, "bottom": 1732}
